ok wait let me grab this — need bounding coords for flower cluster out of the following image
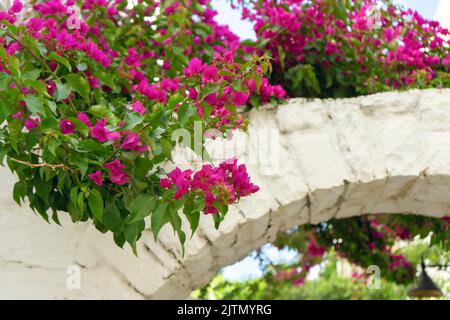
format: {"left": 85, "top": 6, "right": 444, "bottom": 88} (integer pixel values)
{"left": 387, "top": 254, "right": 415, "bottom": 283}
{"left": 228, "top": 0, "right": 450, "bottom": 288}
{"left": 273, "top": 214, "right": 449, "bottom": 286}
{"left": 161, "top": 159, "right": 259, "bottom": 214}
{"left": 0, "top": 0, "right": 270, "bottom": 251}
{"left": 238, "top": 0, "right": 450, "bottom": 98}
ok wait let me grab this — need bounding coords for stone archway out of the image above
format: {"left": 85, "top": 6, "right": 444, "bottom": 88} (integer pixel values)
{"left": 0, "top": 89, "right": 449, "bottom": 299}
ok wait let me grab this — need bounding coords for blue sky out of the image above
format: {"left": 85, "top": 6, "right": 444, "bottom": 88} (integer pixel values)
{"left": 212, "top": 0, "right": 442, "bottom": 281}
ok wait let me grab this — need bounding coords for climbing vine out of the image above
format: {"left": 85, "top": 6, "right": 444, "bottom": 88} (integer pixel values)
{"left": 0, "top": 0, "right": 284, "bottom": 252}
{"left": 236, "top": 0, "right": 450, "bottom": 98}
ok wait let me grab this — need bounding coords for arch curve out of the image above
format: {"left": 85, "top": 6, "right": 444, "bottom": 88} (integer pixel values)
{"left": 0, "top": 89, "right": 449, "bottom": 299}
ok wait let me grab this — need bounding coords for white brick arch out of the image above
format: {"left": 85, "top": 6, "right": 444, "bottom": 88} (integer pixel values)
{"left": 1, "top": 89, "right": 449, "bottom": 299}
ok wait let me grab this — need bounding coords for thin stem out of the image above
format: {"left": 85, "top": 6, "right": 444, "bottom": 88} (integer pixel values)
{"left": 9, "top": 157, "right": 76, "bottom": 172}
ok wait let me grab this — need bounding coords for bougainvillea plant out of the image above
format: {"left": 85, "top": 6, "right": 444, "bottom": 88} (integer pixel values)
{"left": 236, "top": 0, "right": 450, "bottom": 98}
{"left": 0, "top": 0, "right": 286, "bottom": 253}
{"left": 225, "top": 0, "right": 450, "bottom": 286}
{"left": 273, "top": 215, "right": 449, "bottom": 286}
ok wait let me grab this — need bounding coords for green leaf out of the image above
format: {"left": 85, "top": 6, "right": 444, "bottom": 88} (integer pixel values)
{"left": 124, "top": 222, "right": 139, "bottom": 253}
{"left": 7, "top": 120, "right": 22, "bottom": 153}
{"left": 134, "top": 158, "right": 152, "bottom": 180}
{"left": 124, "top": 220, "right": 145, "bottom": 255}
{"left": 169, "top": 207, "right": 186, "bottom": 253}
{"left": 13, "top": 180, "right": 27, "bottom": 205}
{"left": 0, "top": 72, "right": 10, "bottom": 90}
{"left": 24, "top": 130, "right": 38, "bottom": 149}
{"left": 72, "top": 153, "right": 88, "bottom": 176}
{"left": 8, "top": 56, "right": 20, "bottom": 77}
{"left": 48, "top": 100, "right": 57, "bottom": 114}
{"left": 87, "top": 104, "right": 117, "bottom": 124}
{"left": 55, "top": 80, "right": 71, "bottom": 101}
{"left": 151, "top": 202, "right": 169, "bottom": 240}
{"left": 193, "top": 197, "right": 205, "bottom": 212}
{"left": 104, "top": 201, "right": 123, "bottom": 233}
{"left": 65, "top": 73, "right": 90, "bottom": 101}
{"left": 177, "top": 103, "right": 197, "bottom": 128}
{"left": 88, "top": 189, "right": 104, "bottom": 222}
{"left": 0, "top": 46, "right": 6, "bottom": 61}
{"left": 24, "top": 95, "right": 45, "bottom": 114}
{"left": 92, "top": 70, "right": 116, "bottom": 90}
{"left": 70, "top": 187, "right": 79, "bottom": 205}
{"left": 56, "top": 171, "right": 68, "bottom": 193}
{"left": 113, "top": 232, "right": 126, "bottom": 248}
{"left": 168, "top": 93, "right": 183, "bottom": 110}
{"left": 40, "top": 115, "right": 59, "bottom": 130}
{"left": 22, "top": 35, "right": 42, "bottom": 57}
{"left": 48, "top": 52, "right": 72, "bottom": 72}
{"left": 34, "top": 174, "right": 53, "bottom": 205}
{"left": 22, "top": 69, "right": 41, "bottom": 81}
{"left": 184, "top": 207, "right": 200, "bottom": 237}
{"left": 23, "top": 79, "right": 46, "bottom": 95}
{"left": 304, "top": 65, "right": 321, "bottom": 94}
{"left": 122, "top": 112, "right": 144, "bottom": 131}
{"left": 77, "top": 191, "right": 85, "bottom": 215}
{"left": 212, "top": 212, "right": 223, "bottom": 230}
{"left": 127, "top": 194, "right": 156, "bottom": 224}
{"left": 74, "top": 139, "right": 109, "bottom": 156}
{"left": 51, "top": 209, "right": 61, "bottom": 225}
{"left": 278, "top": 45, "right": 286, "bottom": 70}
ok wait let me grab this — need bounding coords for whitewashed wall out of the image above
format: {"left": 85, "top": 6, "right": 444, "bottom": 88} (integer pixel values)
{"left": 0, "top": 89, "right": 450, "bottom": 299}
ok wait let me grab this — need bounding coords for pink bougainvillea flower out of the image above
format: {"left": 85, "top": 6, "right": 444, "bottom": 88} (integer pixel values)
{"left": 59, "top": 119, "right": 75, "bottom": 135}
{"left": 46, "top": 80, "right": 56, "bottom": 97}
{"left": 184, "top": 57, "right": 203, "bottom": 77}
{"left": 87, "top": 76, "right": 101, "bottom": 89}
{"left": 160, "top": 178, "right": 172, "bottom": 189}
{"left": 160, "top": 78, "right": 179, "bottom": 92}
{"left": 77, "top": 112, "right": 92, "bottom": 127}
{"left": 108, "top": 170, "right": 130, "bottom": 185}
{"left": 104, "top": 159, "right": 130, "bottom": 185}
{"left": 90, "top": 119, "right": 110, "bottom": 142}
{"left": 231, "top": 91, "right": 249, "bottom": 106}
{"left": 124, "top": 48, "right": 141, "bottom": 68}
{"left": 12, "top": 111, "right": 22, "bottom": 119}
{"left": 26, "top": 17, "right": 44, "bottom": 38}
{"left": 90, "top": 119, "right": 119, "bottom": 142}
{"left": 24, "top": 117, "right": 40, "bottom": 131}
{"left": 308, "top": 238, "right": 326, "bottom": 257}
{"left": 188, "top": 87, "right": 198, "bottom": 100}
{"left": 9, "top": 0, "right": 22, "bottom": 14}
{"left": 104, "top": 159, "right": 126, "bottom": 172}
{"left": 121, "top": 132, "right": 147, "bottom": 152}
{"left": 136, "top": 80, "right": 160, "bottom": 100}
{"left": 161, "top": 159, "right": 259, "bottom": 213}
{"left": 106, "top": 131, "right": 121, "bottom": 141}
{"left": 292, "top": 276, "right": 306, "bottom": 287}
{"left": 201, "top": 64, "right": 218, "bottom": 83}
{"left": 169, "top": 168, "right": 193, "bottom": 199}
{"left": 160, "top": 168, "right": 193, "bottom": 199}
{"left": 6, "top": 42, "right": 20, "bottom": 55}
{"left": 163, "top": 1, "right": 179, "bottom": 15}
{"left": 131, "top": 101, "right": 145, "bottom": 115}
{"left": 88, "top": 170, "right": 103, "bottom": 186}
